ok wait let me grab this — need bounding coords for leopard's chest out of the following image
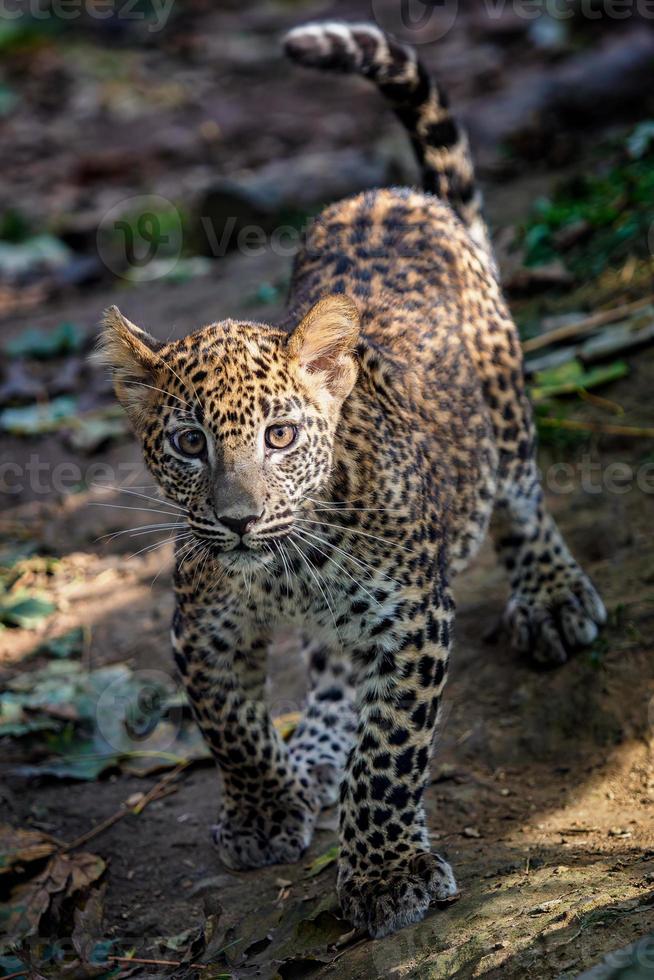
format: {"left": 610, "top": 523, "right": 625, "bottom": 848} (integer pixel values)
{"left": 243, "top": 548, "right": 403, "bottom": 647}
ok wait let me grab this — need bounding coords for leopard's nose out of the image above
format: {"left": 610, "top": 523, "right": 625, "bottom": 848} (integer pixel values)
{"left": 218, "top": 513, "right": 262, "bottom": 537}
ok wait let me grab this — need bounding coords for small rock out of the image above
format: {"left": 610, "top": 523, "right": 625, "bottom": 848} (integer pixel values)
{"left": 529, "top": 898, "right": 562, "bottom": 915}
{"left": 463, "top": 826, "right": 482, "bottom": 839}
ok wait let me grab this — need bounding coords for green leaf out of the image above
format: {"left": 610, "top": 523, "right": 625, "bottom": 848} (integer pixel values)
{"left": 38, "top": 627, "right": 85, "bottom": 659}
{"left": 16, "top": 739, "right": 120, "bottom": 781}
{"left": 627, "top": 120, "right": 654, "bottom": 159}
{"left": 254, "top": 282, "right": 279, "bottom": 304}
{"left": 0, "top": 83, "right": 17, "bottom": 117}
{"left": 0, "top": 542, "right": 39, "bottom": 569}
{"left": 65, "top": 408, "right": 130, "bottom": 454}
{"left": 0, "top": 954, "right": 26, "bottom": 979}
{"left": 0, "top": 592, "right": 56, "bottom": 629}
{"left": 0, "top": 396, "right": 78, "bottom": 435}
{"left": 303, "top": 844, "right": 339, "bottom": 878}
{"left": 530, "top": 359, "right": 629, "bottom": 401}
{"left": 0, "top": 237, "right": 72, "bottom": 286}
{"left": 6, "top": 321, "right": 84, "bottom": 360}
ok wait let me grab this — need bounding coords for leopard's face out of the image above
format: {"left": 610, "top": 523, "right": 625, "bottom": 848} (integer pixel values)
{"left": 97, "top": 297, "right": 360, "bottom": 566}
{"left": 138, "top": 330, "right": 342, "bottom": 565}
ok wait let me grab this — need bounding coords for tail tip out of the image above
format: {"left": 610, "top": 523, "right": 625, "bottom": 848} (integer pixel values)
{"left": 283, "top": 26, "right": 324, "bottom": 68}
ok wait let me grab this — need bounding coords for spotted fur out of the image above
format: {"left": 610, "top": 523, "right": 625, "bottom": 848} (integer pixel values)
{"left": 97, "top": 21, "right": 606, "bottom": 939}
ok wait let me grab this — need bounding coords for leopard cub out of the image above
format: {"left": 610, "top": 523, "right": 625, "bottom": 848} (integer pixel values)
{"left": 98, "top": 21, "right": 605, "bottom": 938}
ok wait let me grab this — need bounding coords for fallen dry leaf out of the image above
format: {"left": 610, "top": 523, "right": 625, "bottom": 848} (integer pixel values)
{"left": 4, "top": 850, "right": 106, "bottom": 943}
{"left": 0, "top": 824, "right": 58, "bottom": 876}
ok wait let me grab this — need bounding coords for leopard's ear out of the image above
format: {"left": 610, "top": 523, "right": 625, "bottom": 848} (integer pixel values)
{"left": 288, "top": 294, "right": 360, "bottom": 401}
{"left": 94, "top": 306, "right": 162, "bottom": 422}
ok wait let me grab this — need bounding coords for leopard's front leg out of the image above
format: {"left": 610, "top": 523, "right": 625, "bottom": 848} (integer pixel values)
{"left": 338, "top": 585, "right": 458, "bottom": 938}
{"left": 172, "top": 598, "right": 319, "bottom": 870}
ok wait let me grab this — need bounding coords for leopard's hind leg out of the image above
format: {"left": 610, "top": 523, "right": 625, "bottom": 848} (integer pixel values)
{"left": 491, "top": 455, "right": 606, "bottom": 665}
{"left": 460, "top": 257, "right": 606, "bottom": 665}
{"left": 289, "top": 642, "right": 358, "bottom": 807}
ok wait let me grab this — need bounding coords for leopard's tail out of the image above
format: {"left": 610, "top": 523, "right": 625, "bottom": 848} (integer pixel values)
{"left": 283, "top": 20, "right": 491, "bottom": 255}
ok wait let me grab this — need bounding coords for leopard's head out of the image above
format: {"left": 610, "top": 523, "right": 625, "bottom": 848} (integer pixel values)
{"left": 96, "top": 295, "right": 360, "bottom": 567}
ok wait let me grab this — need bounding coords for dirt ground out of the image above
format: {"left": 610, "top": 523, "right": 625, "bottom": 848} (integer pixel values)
{"left": 1, "top": 3, "right": 653, "bottom": 979}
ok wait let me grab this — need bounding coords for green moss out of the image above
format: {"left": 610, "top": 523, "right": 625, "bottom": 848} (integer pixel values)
{"left": 522, "top": 125, "right": 654, "bottom": 277}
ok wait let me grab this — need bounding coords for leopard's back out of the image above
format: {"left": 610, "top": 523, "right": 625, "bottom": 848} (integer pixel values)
{"left": 288, "top": 185, "right": 532, "bottom": 566}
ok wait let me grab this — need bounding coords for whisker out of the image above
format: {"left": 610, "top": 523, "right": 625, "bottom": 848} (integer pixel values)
{"left": 97, "top": 522, "right": 187, "bottom": 543}
{"left": 179, "top": 537, "right": 204, "bottom": 572}
{"left": 287, "top": 536, "right": 340, "bottom": 636}
{"left": 89, "top": 502, "right": 187, "bottom": 519}
{"left": 151, "top": 532, "right": 192, "bottom": 588}
{"left": 208, "top": 561, "right": 228, "bottom": 594}
{"left": 303, "top": 492, "right": 406, "bottom": 514}
{"left": 91, "top": 483, "right": 187, "bottom": 512}
{"left": 292, "top": 524, "right": 399, "bottom": 587}
{"left": 295, "top": 518, "right": 414, "bottom": 554}
{"left": 127, "top": 533, "right": 183, "bottom": 562}
{"left": 292, "top": 529, "right": 380, "bottom": 607}
{"left": 125, "top": 524, "right": 188, "bottom": 539}
{"left": 303, "top": 493, "right": 393, "bottom": 507}
{"left": 119, "top": 379, "right": 192, "bottom": 409}
{"left": 274, "top": 539, "right": 293, "bottom": 597}
{"left": 295, "top": 527, "right": 398, "bottom": 585}
{"left": 309, "top": 506, "right": 407, "bottom": 515}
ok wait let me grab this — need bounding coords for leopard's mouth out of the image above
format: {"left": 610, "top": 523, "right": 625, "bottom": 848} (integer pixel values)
{"left": 219, "top": 548, "right": 276, "bottom": 570}
{"left": 188, "top": 533, "right": 274, "bottom": 560}
{"left": 187, "top": 521, "right": 294, "bottom": 563}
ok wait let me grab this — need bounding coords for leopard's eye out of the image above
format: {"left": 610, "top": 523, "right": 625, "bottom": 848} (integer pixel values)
{"left": 172, "top": 428, "right": 206, "bottom": 458}
{"left": 265, "top": 423, "right": 298, "bottom": 451}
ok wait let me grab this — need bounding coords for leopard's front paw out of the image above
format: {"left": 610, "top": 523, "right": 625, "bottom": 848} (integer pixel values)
{"left": 505, "top": 563, "right": 606, "bottom": 665}
{"left": 338, "top": 852, "right": 458, "bottom": 938}
{"left": 213, "top": 802, "right": 317, "bottom": 870}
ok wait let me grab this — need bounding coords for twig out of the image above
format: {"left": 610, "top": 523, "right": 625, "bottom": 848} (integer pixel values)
{"left": 62, "top": 807, "right": 127, "bottom": 853}
{"left": 108, "top": 955, "right": 208, "bottom": 969}
{"left": 132, "top": 761, "right": 190, "bottom": 815}
{"left": 524, "top": 296, "right": 653, "bottom": 352}
{"left": 577, "top": 388, "right": 624, "bottom": 416}
{"left": 331, "top": 937, "right": 369, "bottom": 963}
{"left": 538, "top": 417, "right": 654, "bottom": 438}
{"left": 62, "top": 762, "right": 191, "bottom": 851}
